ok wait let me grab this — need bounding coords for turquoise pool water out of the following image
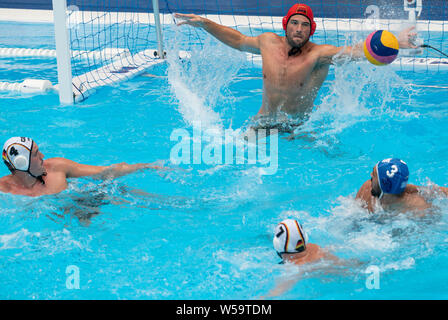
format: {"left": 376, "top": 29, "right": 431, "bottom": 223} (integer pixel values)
{"left": 0, "top": 21, "right": 448, "bottom": 299}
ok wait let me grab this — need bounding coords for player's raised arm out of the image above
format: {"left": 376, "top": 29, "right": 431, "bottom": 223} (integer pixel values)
{"left": 175, "top": 13, "right": 261, "bottom": 54}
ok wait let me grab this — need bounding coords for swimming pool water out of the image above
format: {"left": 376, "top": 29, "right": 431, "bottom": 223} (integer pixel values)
{"left": 0, "top": 21, "right": 448, "bottom": 299}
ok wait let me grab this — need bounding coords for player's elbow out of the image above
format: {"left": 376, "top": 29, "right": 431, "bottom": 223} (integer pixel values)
{"left": 237, "top": 35, "right": 260, "bottom": 54}
{"left": 234, "top": 36, "right": 247, "bottom": 51}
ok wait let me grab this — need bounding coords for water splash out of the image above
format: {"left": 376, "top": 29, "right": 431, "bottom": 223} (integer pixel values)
{"left": 294, "top": 44, "right": 416, "bottom": 148}
{"left": 279, "top": 191, "right": 447, "bottom": 275}
{"left": 165, "top": 25, "right": 245, "bottom": 130}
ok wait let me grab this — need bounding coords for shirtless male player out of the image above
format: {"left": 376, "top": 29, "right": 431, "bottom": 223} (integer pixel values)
{"left": 0, "top": 136, "right": 163, "bottom": 197}
{"left": 356, "top": 158, "right": 448, "bottom": 214}
{"left": 175, "top": 3, "right": 418, "bottom": 123}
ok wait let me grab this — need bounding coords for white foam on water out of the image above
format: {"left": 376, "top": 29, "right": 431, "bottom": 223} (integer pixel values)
{"left": 275, "top": 191, "right": 445, "bottom": 272}
{"left": 168, "top": 75, "right": 223, "bottom": 129}
{"left": 0, "top": 228, "right": 39, "bottom": 250}
{"left": 166, "top": 26, "right": 245, "bottom": 131}
{"left": 295, "top": 38, "right": 417, "bottom": 145}
{"left": 380, "top": 257, "right": 415, "bottom": 272}
{"left": 0, "top": 227, "right": 86, "bottom": 255}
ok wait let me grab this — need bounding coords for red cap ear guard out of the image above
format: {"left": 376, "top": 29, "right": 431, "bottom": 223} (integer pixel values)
{"left": 282, "top": 3, "right": 317, "bottom": 36}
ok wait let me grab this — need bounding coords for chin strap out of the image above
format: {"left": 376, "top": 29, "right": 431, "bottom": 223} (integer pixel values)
{"left": 26, "top": 170, "right": 46, "bottom": 185}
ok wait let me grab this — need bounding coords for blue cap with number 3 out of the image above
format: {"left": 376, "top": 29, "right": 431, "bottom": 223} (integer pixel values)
{"left": 376, "top": 158, "right": 409, "bottom": 195}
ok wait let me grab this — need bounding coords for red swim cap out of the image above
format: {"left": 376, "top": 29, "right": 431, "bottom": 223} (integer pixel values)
{"left": 282, "top": 3, "right": 316, "bottom": 36}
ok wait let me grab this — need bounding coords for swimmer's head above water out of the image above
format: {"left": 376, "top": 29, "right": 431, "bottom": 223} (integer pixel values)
{"left": 356, "top": 158, "right": 436, "bottom": 214}
{"left": 371, "top": 158, "right": 409, "bottom": 198}
{"left": 283, "top": 3, "right": 316, "bottom": 56}
{"left": 273, "top": 218, "right": 308, "bottom": 260}
{"left": 2, "top": 137, "right": 46, "bottom": 184}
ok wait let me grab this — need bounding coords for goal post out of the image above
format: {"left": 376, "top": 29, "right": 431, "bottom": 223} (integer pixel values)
{"left": 52, "top": 0, "right": 167, "bottom": 103}
{"left": 52, "top": 0, "right": 74, "bottom": 104}
{"left": 152, "top": 0, "right": 165, "bottom": 59}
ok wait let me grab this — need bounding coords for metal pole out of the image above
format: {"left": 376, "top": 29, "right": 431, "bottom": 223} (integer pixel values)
{"left": 52, "top": 0, "right": 74, "bottom": 104}
{"left": 403, "top": 0, "right": 423, "bottom": 55}
{"left": 152, "top": 0, "right": 165, "bottom": 59}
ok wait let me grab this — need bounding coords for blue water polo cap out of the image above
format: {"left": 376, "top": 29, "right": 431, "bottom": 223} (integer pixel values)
{"left": 376, "top": 158, "right": 409, "bottom": 195}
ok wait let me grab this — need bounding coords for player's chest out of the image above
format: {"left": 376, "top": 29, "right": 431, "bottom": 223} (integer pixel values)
{"left": 262, "top": 54, "right": 315, "bottom": 79}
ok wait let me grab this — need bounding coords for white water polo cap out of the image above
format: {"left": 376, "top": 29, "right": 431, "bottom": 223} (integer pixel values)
{"left": 2, "top": 137, "right": 34, "bottom": 171}
{"left": 273, "top": 219, "right": 308, "bottom": 255}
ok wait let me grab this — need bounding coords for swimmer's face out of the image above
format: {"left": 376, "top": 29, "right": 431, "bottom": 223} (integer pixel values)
{"left": 29, "top": 143, "right": 45, "bottom": 176}
{"left": 286, "top": 15, "right": 311, "bottom": 48}
{"left": 370, "top": 166, "right": 382, "bottom": 197}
